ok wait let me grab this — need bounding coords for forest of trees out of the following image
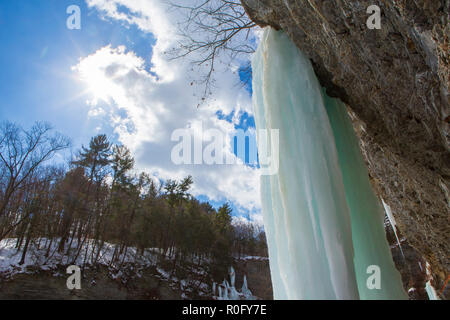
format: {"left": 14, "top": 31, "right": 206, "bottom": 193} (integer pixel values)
{"left": 0, "top": 121, "right": 267, "bottom": 281}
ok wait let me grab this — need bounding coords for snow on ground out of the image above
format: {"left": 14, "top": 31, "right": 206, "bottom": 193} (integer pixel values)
{"left": 1, "top": 238, "right": 261, "bottom": 300}
{"left": 236, "top": 255, "right": 269, "bottom": 261}
{"left": 156, "top": 267, "right": 170, "bottom": 279}
{"left": 0, "top": 238, "right": 158, "bottom": 280}
{"left": 0, "top": 238, "right": 218, "bottom": 299}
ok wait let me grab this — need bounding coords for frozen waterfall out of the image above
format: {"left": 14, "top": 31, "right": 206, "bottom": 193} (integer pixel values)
{"left": 215, "top": 267, "right": 255, "bottom": 300}
{"left": 252, "top": 28, "right": 407, "bottom": 300}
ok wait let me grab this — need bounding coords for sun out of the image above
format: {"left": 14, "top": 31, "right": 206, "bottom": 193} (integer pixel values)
{"left": 79, "top": 68, "right": 117, "bottom": 103}
{"left": 72, "top": 49, "right": 121, "bottom": 104}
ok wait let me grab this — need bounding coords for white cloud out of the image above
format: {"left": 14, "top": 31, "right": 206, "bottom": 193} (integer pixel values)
{"left": 75, "top": 0, "right": 261, "bottom": 215}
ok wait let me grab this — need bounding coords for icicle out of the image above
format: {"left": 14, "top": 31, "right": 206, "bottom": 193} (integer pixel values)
{"left": 229, "top": 266, "right": 236, "bottom": 288}
{"left": 241, "top": 275, "right": 253, "bottom": 298}
{"left": 218, "top": 286, "right": 223, "bottom": 299}
{"left": 242, "top": 275, "right": 248, "bottom": 291}
{"left": 223, "top": 284, "right": 229, "bottom": 300}
{"left": 425, "top": 281, "right": 440, "bottom": 300}
{"left": 382, "top": 199, "right": 405, "bottom": 258}
{"left": 424, "top": 262, "right": 440, "bottom": 300}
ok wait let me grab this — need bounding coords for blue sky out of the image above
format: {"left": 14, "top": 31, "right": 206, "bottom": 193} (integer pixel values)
{"left": 0, "top": 0, "right": 261, "bottom": 223}
{"left": 0, "top": 0, "right": 154, "bottom": 150}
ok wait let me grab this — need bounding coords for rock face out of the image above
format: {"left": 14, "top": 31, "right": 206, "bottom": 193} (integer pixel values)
{"left": 241, "top": 0, "right": 449, "bottom": 294}
{"left": 234, "top": 258, "right": 273, "bottom": 299}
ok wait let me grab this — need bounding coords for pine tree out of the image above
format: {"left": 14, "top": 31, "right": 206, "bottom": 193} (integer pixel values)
{"left": 72, "top": 134, "right": 111, "bottom": 184}
{"left": 111, "top": 145, "right": 134, "bottom": 187}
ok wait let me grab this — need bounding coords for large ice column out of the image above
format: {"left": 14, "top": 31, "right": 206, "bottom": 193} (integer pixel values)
{"left": 252, "top": 28, "right": 407, "bottom": 300}
{"left": 252, "top": 28, "right": 359, "bottom": 299}
{"left": 323, "top": 94, "right": 407, "bottom": 299}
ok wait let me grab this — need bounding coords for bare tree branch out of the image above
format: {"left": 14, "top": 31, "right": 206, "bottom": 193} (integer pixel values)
{"left": 167, "top": 0, "right": 257, "bottom": 105}
{"left": 0, "top": 121, "right": 71, "bottom": 218}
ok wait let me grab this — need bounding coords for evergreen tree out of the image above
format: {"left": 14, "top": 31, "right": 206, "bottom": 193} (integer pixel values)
{"left": 72, "top": 134, "right": 111, "bottom": 184}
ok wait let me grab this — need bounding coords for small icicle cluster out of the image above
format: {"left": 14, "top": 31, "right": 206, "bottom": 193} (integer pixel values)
{"left": 212, "top": 266, "right": 255, "bottom": 300}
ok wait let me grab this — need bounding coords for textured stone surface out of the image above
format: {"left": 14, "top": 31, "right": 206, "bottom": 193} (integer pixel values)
{"left": 234, "top": 258, "right": 273, "bottom": 299}
{"left": 242, "top": 0, "right": 449, "bottom": 294}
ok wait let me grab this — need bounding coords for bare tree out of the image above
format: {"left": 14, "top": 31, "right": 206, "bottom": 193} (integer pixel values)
{"left": 167, "top": 0, "right": 257, "bottom": 102}
{"left": 0, "top": 121, "right": 70, "bottom": 219}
